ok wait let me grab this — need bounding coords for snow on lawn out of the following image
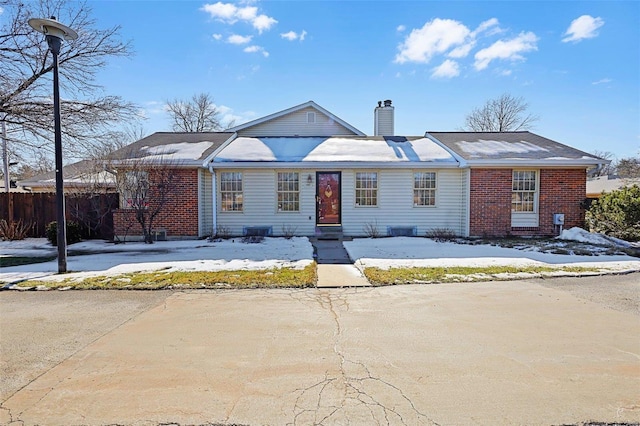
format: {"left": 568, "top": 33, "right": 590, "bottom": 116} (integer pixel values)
{"left": 557, "top": 226, "right": 637, "bottom": 248}
{"left": 2, "top": 229, "right": 639, "bottom": 285}
{"left": 0, "top": 237, "right": 314, "bottom": 284}
{"left": 344, "top": 236, "right": 640, "bottom": 272}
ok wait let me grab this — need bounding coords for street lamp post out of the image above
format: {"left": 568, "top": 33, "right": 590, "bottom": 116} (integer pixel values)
{"left": 28, "top": 17, "right": 78, "bottom": 273}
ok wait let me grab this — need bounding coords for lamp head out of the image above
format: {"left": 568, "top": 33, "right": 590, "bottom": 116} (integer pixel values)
{"left": 28, "top": 16, "right": 78, "bottom": 41}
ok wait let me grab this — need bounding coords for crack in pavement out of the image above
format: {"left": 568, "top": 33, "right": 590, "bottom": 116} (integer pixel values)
{"left": 290, "top": 290, "right": 439, "bottom": 426}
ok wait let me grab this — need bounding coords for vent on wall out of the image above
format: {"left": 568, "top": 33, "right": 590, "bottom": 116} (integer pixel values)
{"left": 307, "top": 112, "right": 316, "bottom": 123}
{"left": 387, "top": 226, "right": 416, "bottom": 237}
{"left": 243, "top": 226, "right": 273, "bottom": 237}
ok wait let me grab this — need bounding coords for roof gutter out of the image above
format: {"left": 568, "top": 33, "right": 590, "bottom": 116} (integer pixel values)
{"left": 210, "top": 161, "right": 460, "bottom": 169}
{"left": 462, "top": 159, "right": 607, "bottom": 167}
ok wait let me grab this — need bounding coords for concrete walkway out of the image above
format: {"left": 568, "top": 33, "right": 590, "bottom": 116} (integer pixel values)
{"left": 312, "top": 239, "right": 371, "bottom": 288}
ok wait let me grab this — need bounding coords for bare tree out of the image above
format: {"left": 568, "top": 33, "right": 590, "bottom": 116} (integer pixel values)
{"left": 463, "top": 93, "right": 539, "bottom": 132}
{"left": 114, "top": 157, "right": 176, "bottom": 243}
{"left": 589, "top": 150, "right": 615, "bottom": 177}
{"left": 0, "top": 0, "right": 139, "bottom": 164}
{"left": 615, "top": 157, "right": 640, "bottom": 179}
{"left": 165, "top": 93, "right": 235, "bottom": 132}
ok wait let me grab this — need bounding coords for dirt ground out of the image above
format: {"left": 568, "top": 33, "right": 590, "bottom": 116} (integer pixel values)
{"left": 1, "top": 274, "right": 639, "bottom": 425}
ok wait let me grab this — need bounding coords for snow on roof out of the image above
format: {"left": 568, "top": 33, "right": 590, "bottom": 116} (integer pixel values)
{"left": 214, "top": 136, "right": 456, "bottom": 164}
{"left": 454, "top": 140, "right": 549, "bottom": 157}
{"left": 138, "top": 141, "right": 216, "bottom": 162}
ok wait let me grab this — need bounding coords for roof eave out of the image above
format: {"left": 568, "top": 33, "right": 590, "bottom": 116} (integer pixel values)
{"left": 210, "top": 161, "right": 460, "bottom": 169}
{"left": 463, "top": 159, "right": 606, "bottom": 167}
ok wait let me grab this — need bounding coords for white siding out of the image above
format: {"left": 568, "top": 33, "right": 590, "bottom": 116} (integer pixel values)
{"left": 237, "top": 107, "right": 357, "bottom": 137}
{"left": 341, "top": 169, "right": 467, "bottom": 237}
{"left": 216, "top": 168, "right": 468, "bottom": 237}
{"left": 216, "top": 170, "right": 317, "bottom": 236}
{"left": 199, "top": 168, "right": 214, "bottom": 237}
{"left": 511, "top": 212, "right": 539, "bottom": 227}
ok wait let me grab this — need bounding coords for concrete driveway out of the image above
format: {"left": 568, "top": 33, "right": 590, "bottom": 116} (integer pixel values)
{"left": 1, "top": 275, "right": 639, "bottom": 425}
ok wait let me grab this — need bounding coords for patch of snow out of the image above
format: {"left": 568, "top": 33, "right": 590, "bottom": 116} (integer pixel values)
{"left": 455, "top": 140, "right": 549, "bottom": 157}
{"left": 214, "top": 137, "right": 456, "bottom": 163}
{"left": 139, "top": 141, "right": 215, "bottom": 161}
{"left": 557, "top": 227, "right": 632, "bottom": 248}
{"left": 343, "top": 237, "right": 640, "bottom": 271}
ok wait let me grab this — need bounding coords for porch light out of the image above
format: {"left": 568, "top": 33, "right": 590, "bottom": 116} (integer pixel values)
{"left": 28, "top": 16, "right": 78, "bottom": 273}
{"left": 307, "top": 174, "right": 313, "bottom": 185}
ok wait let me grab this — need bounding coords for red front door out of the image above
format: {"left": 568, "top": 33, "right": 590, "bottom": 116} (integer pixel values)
{"left": 316, "top": 172, "right": 341, "bottom": 225}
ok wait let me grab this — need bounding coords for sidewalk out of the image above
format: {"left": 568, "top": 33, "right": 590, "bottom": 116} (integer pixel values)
{"left": 311, "top": 239, "right": 371, "bottom": 288}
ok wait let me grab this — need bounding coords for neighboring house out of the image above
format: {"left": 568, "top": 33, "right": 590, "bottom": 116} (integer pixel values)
{"left": 586, "top": 175, "right": 640, "bottom": 199}
{"left": 16, "top": 159, "right": 117, "bottom": 193}
{"left": 111, "top": 100, "right": 605, "bottom": 240}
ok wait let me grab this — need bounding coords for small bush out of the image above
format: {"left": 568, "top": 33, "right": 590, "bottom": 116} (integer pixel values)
{"left": 215, "top": 226, "right": 232, "bottom": 239}
{"left": 363, "top": 221, "right": 381, "bottom": 238}
{"left": 281, "top": 224, "right": 297, "bottom": 239}
{"left": 46, "top": 221, "right": 83, "bottom": 246}
{"left": 425, "top": 227, "right": 457, "bottom": 242}
{"left": 0, "top": 219, "right": 34, "bottom": 241}
{"left": 586, "top": 185, "right": 640, "bottom": 241}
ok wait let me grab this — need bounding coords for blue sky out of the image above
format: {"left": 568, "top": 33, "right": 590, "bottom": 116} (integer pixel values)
{"left": 88, "top": 0, "right": 639, "bottom": 159}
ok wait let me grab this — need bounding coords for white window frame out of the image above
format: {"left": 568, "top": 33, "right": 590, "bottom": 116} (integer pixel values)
{"left": 276, "top": 171, "right": 300, "bottom": 212}
{"left": 413, "top": 171, "right": 437, "bottom": 207}
{"left": 121, "top": 170, "right": 149, "bottom": 209}
{"left": 511, "top": 170, "right": 538, "bottom": 213}
{"left": 220, "top": 171, "right": 243, "bottom": 212}
{"left": 307, "top": 112, "right": 316, "bottom": 124}
{"left": 355, "top": 171, "right": 378, "bottom": 207}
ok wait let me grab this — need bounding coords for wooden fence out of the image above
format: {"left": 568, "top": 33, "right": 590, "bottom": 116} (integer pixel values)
{"left": 0, "top": 192, "right": 119, "bottom": 239}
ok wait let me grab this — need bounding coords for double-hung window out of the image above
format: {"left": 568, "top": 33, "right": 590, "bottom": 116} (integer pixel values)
{"left": 355, "top": 172, "right": 378, "bottom": 207}
{"left": 512, "top": 170, "right": 537, "bottom": 212}
{"left": 277, "top": 172, "right": 299, "bottom": 212}
{"left": 121, "top": 170, "right": 149, "bottom": 209}
{"left": 220, "top": 172, "right": 243, "bottom": 212}
{"left": 413, "top": 172, "right": 436, "bottom": 206}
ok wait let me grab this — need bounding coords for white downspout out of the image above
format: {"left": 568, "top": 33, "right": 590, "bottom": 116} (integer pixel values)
{"left": 209, "top": 163, "right": 217, "bottom": 236}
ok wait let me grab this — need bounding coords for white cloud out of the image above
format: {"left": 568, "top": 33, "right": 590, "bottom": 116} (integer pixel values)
{"left": 448, "top": 42, "right": 475, "bottom": 58}
{"left": 562, "top": 15, "right": 604, "bottom": 43}
{"left": 474, "top": 31, "right": 538, "bottom": 70}
{"left": 397, "top": 24, "right": 406, "bottom": 32}
{"left": 471, "top": 18, "right": 501, "bottom": 37}
{"left": 201, "top": 2, "right": 278, "bottom": 33}
{"left": 281, "top": 30, "right": 307, "bottom": 41}
{"left": 592, "top": 78, "right": 612, "bottom": 85}
{"left": 244, "top": 45, "right": 269, "bottom": 57}
{"left": 500, "top": 69, "right": 513, "bottom": 76}
{"left": 253, "top": 14, "right": 278, "bottom": 33}
{"left": 395, "top": 18, "right": 471, "bottom": 64}
{"left": 212, "top": 33, "right": 222, "bottom": 40}
{"left": 228, "top": 34, "right": 252, "bottom": 44}
{"left": 0, "top": 7, "right": 4, "bottom": 15}
{"left": 431, "top": 59, "right": 460, "bottom": 79}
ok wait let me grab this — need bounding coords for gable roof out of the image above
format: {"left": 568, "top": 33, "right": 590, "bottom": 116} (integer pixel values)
{"left": 108, "top": 132, "right": 235, "bottom": 166}
{"left": 228, "top": 101, "right": 365, "bottom": 136}
{"left": 427, "top": 131, "right": 605, "bottom": 167}
{"left": 213, "top": 136, "right": 457, "bottom": 168}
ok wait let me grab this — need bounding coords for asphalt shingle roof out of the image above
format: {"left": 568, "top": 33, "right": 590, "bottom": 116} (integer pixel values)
{"left": 107, "top": 132, "right": 234, "bottom": 163}
{"left": 429, "top": 131, "right": 601, "bottom": 163}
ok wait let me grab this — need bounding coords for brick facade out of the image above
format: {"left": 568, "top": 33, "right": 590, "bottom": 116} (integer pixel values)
{"left": 113, "top": 168, "right": 199, "bottom": 239}
{"left": 469, "top": 168, "right": 586, "bottom": 237}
